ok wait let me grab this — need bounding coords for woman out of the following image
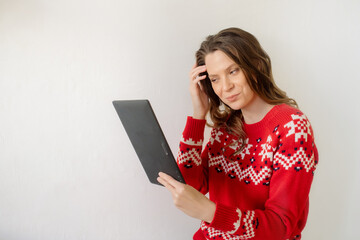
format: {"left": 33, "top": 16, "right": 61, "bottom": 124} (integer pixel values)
{"left": 157, "top": 27, "right": 318, "bottom": 240}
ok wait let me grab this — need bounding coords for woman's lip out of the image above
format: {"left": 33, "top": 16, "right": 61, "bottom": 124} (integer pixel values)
{"left": 226, "top": 93, "right": 240, "bottom": 102}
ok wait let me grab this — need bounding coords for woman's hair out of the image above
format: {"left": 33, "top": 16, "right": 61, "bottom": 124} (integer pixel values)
{"left": 196, "top": 27, "right": 297, "bottom": 151}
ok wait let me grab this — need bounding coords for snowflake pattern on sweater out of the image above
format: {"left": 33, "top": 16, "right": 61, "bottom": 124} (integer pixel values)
{"left": 177, "top": 104, "right": 318, "bottom": 240}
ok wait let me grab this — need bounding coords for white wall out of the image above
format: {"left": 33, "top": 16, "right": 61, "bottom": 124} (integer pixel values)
{"left": 1, "top": 0, "right": 359, "bottom": 239}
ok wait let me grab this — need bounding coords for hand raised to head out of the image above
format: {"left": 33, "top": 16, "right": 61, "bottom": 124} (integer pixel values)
{"left": 189, "top": 63, "right": 210, "bottom": 120}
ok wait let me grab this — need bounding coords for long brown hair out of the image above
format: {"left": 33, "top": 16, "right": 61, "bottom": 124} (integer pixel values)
{"left": 196, "top": 27, "right": 297, "bottom": 151}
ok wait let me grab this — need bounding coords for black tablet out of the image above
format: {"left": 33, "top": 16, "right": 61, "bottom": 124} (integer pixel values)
{"left": 112, "top": 100, "right": 185, "bottom": 186}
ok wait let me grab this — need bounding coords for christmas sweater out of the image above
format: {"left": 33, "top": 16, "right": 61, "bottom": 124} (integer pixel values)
{"left": 177, "top": 104, "right": 318, "bottom": 240}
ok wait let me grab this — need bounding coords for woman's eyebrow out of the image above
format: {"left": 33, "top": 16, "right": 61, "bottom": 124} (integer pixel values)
{"left": 208, "top": 64, "right": 237, "bottom": 78}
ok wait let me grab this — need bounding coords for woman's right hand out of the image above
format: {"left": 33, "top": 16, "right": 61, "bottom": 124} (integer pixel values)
{"left": 189, "top": 63, "right": 209, "bottom": 120}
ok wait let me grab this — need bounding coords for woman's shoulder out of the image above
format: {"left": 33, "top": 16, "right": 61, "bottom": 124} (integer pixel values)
{"left": 273, "top": 104, "right": 315, "bottom": 141}
{"left": 272, "top": 103, "right": 309, "bottom": 123}
{"left": 268, "top": 104, "right": 315, "bottom": 138}
{"left": 276, "top": 103, "right": 303, "bottom": 115}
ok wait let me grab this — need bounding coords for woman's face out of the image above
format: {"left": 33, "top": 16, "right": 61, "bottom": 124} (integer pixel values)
{"left": 205, "top": 50, "right": 256, "bottom": 111}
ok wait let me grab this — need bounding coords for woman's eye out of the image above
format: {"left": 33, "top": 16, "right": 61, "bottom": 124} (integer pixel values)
{"left": 210, "top": 78, "right": 217, "bottom": 83}
{"left": 230, "top": 69, "right": 238, "bottom": 74}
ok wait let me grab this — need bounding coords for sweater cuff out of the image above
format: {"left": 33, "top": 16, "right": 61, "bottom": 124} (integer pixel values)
{"left": 210, "top": 204, "right": 257, "bottom": 238}
{"left": 182, "top": 116, "right": 206, "bottom": 143}
{"left": 209, "top": 203, "right": 240, "bottom": 233}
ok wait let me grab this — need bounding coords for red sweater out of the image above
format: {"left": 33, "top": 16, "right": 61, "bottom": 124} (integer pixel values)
{"left": 177, "top": 104, "right": 318, "bottom": 240}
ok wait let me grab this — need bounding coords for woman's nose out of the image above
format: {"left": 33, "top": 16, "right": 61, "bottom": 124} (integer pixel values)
{"left": 222, "top": 78, "right": 234, "bottom": 91}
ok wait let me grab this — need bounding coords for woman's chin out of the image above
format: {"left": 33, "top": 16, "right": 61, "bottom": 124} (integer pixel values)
{"left": 226, "top": 102, "right": 243, "bottom": 111}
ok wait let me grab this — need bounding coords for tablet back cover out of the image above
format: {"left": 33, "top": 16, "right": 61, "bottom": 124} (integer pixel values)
{"left": 113, "top": 100, "right": 185, "bottom": 186}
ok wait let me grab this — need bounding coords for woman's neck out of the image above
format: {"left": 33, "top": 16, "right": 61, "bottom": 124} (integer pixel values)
{"left": 241, "top": 96, "right": 275, "bottom": 124}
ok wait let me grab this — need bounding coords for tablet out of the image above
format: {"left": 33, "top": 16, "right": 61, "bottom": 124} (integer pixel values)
{"left": 112, "top": 100, "right": 185, "bottom": 186}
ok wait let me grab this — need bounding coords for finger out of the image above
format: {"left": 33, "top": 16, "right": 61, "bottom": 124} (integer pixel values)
{"left": 157, "top": 176, "right": 176, "bottom": 193}
{"left": 193, "top": 75, "right": 207, "bottom": 84}
{"left": 190, "top": 65, "right": 207, "bottom": 79}
{"left": 191, "top": 72, "right": 207, "bottom": 85}
{"left": 158, "top": 172, "right": 184, "bottom": 189}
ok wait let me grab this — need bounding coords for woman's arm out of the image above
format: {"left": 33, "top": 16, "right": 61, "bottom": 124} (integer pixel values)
{"left": 176, "top": 116, "right": 210, "bottom": 194}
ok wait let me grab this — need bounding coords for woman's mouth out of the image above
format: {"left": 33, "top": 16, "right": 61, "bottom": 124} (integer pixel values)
{"left": 226, "top": 93, "right": 240, "bottom": 102}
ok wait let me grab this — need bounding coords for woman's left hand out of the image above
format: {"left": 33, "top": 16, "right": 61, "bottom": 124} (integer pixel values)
{"left": 157, "top": 172, "right": 216, "bottom": 223}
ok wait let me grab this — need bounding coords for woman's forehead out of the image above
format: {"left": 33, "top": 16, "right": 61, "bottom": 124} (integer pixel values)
{"left": 205, "top": 51, "right": 237, "bottom": 75}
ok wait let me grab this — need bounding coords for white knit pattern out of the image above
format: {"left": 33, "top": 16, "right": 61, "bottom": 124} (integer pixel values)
{"left": 201, "top": 210, "right": 255, "bottom": 240}
{"left": 234, "top": 139, "right": 253, "bottom": 160}
{"left": 258, "top": 135, "right": 276, "bottom": 162}
{"left": 209, "top": 155, "right": 272, "bottom": 185}
{"left": 180, "top": 136, "right": 203, "bottom": 146}
{"left": 177, "top": 148, "right": 201, "bottom": 166}
{"left": 274, "top": 147, "right": 315, "bottom": 172}
{"left": 210, "top": 129, "right": 224, "bottom": 145}
{"left": 284, "top": 114, "right": 312, "bottom": 143}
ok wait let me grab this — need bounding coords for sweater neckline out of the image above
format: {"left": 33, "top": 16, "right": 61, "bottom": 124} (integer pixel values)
{"left": 243, "top": 104, "right": 284, "bottom": 132}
